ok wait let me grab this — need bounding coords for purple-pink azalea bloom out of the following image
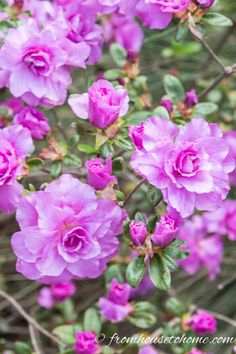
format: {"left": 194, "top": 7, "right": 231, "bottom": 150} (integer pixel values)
{"left": 74, "top": 331, "right": 100, "bottom": 354}
{"left": 185, "top": 89, "right": 199, "bottom": 107}
{"left": 99, "top": 279, "right": 133, "bottom": 322}
{"left": 0, "top": 18, "right": 90, "bottom": 107}
{"left": 68, "top": 79, "right": 129, "bottom": 129}
{"left": 177, "top": 215, "right": 223, "bottom": 280}
{"left": 14, "top": 106, "right": 51, "bottom": 140}
{"left": 131, "top": 117, "right": 235, "bottom": 217}
{"left": 85, "top": 157, "right": 117, "bottom": 190}
{"left": 139, "top": 346, "right": 159, "bottom": 354}
{"left": 129, "top": 123, "right": 144, "bottom": 150}
{"left": 129, "top": 220, "right": 147, "bottom": 246}
{"left": 187, "top": 310, "right": 217, "bottom": 336}
{"left": 11, "top": 174, "right": 126, "bottom": 284}
{"left": 0, "top": 125, "right": 33, "bottom": 213}
{"left": 136, "top": 0, "right": 190, "bottom": 30}
{"left": 37, "top": 281, "right": 76, "bottom": 309}
{"left": 224, "top": 130, "right": 236, "bottom": 186}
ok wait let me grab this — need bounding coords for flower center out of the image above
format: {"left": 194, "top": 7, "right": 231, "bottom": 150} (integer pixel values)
{"left": 23, "top": 48, "right": 51, "bottom": 75}
{"left": 175, "top": 148, "right": 199, "bottom": 177}
{"left": 62, "top": 228, "right": 87, "bottom": 254}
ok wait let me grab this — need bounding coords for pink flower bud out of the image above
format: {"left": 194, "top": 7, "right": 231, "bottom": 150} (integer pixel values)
{"left": 151, "top": 214, "right": 178, "bottom": 248}
{"left": 74, "top": 331, "right": 100, "bottom": 354}
{"left": 129, "top": 220, "right": 147, "bottom": 246}
{"left": 129, "top": 123, "right": 144, "bottom": 150}
{"left": 85, "top": 157, "right": 117, "bottom": 190}
{"left": 188, "top": 310, "right": 217, "bottom": 335}
{"left": 160, "top": 98, "right": 173, "bottom": 113}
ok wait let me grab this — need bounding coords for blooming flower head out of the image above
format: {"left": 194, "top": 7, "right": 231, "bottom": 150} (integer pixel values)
{"left": 11, "top": 174, "right": 126, "bottom": 283}
{"left": 37, "top": 281, "right": 76, "bottom": 309}
{"left": 98, "top": 279, "right": 132, "bottom": 322}
{"left": 139, "top": 346, "right": 159, "bottom": 354}
{"left": 177, "top": 215, "right": 223, "bottom": 280}
{"left": 74, "top": 331, "right": 100, "bottom": 354}
{"left": 129, "top": 123, "right": 144, "bottom": 150}
{"left": 224, "top": 130, "right": 236, "bottom": 186}
{"left": 14, "top": 106, "right": 51, "bottom": 140}
{"left": 0, "top": 125, "right": 33, "bottom": 213}
{"left": 131, "top": 117, "right": 235, "bottom": 217}
{"left": 68, "top": 79, "right": 129, "bottom": 129}
{"left": 85, "top": 157, "right": 117, "bottom": 190}
{"left": 187, "top": 310, "right": 217, "bottom": 336}
{"left": 129, "top": 220, "right": 147, "bottom": 246}
{"left": 136, "top": 0, "right": 190, "bottom": 30}
{"left": 0, "top": 18, "right": 90, "bottom": 107}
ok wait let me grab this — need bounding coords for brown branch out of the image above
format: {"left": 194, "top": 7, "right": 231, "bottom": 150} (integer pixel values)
{"left": 0, "top": 289, "right": 65, "bottom": 349}
{"left": 122, "top": 178, "right": 146, "bottom": 207}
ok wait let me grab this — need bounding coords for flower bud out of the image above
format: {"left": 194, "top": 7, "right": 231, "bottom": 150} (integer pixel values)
{"left": 185, "top": 89, "right": 199, "bottom": 107}
{"left": 129, "top": 220, "right": 147, "bottom": 246}
{"left": 159, "top": 98, "right": 174, "bottom": 113}
{"left": 195, "top": 0, "right": 215, "bottom": 9}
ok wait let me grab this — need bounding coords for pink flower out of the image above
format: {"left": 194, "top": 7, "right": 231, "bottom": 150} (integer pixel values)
{"left": 129, "top": 123, "right": 144, "bottom": 150}
{"left": 187, "top": 310, "right": 217, "bottom": 336}
{"left": 189, "top": 349, "right": 212, "bottom": 354}
{"left": 185, "top": 89, "right": 199, "bottom": 107}
{"left": 0, "top": 125, "right": 33, "bottom": 213}
{"left": 68, "top": 79, "right": 129, "bottom": 129}
{"left": 136, "top": 0, "right": 190, "bottom": 30}
{"left": 159, "top": 98, "right": 173, "bottom": 113}
{"left": 151, "top": 213, "right": 179, "bottom": 248}
{"left": 38, "top": 281, "right": 76, "bottom": 309}
{"left": 177, "top": 215, "right": 223, "bottom": 280}
{"left": 129, "top": 220, "right": 147, "bottom": 246}
{"left": 11, "top": 174, "right": 127, "bottom": 284}
{"left": 0, "top": 19, "right": 90, "bottom": 107}
{"left": 131, "top": 117, "right": 235, "bottom": 217}
{"left": 0, "top": 97, "right": 23, "bottom": 116}
{"left": 14, "top": 106, "right": 51, "bottom": 140}
{"left": 139, "top": 346, "right": 159, "bottom": 354}
{"left": 195, "top": 0, "right": 215, "bottom": 8}
{"left": 74, "top": 331, "right": 100, "bottom": 354}
{"left": 85, "top": 157, "right": 117, "bottom": 190}
{"left": 98, "top": 279, "right": 132, "bottom": 322}
{"left": 224, "top": 130, "right": 236, "bottom": 186}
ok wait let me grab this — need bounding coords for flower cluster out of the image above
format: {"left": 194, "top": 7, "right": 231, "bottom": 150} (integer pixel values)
{"left": 11, "top": 174, "right": 126, "bottom": 283}
{"left": 131, "top": 117, "right": 234, "bottom": 217}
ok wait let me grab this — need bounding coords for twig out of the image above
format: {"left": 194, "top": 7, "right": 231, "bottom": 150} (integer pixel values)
{"left": 207, "top": 310, "right": 236, "bottom": 328}
{"left": 123, "top": 178, "right": 146, "bottom": 207}
{"left": 0, "top": 289, "right": 65, "bottom": 349}
{"left": 29, "top": 323, "right": 43, "bottom": 354}
{"left": 200, "top": 37, "right": 226, "bottom": 72}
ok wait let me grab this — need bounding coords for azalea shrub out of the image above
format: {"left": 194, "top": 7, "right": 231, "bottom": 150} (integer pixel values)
{"left": 0, "top": 0, "right": 236, "bottom": 354}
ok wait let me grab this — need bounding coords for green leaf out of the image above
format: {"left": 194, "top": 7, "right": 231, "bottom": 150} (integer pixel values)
{"left": 152, "top": 106, "right": 170, "bottom": 119}
{"left": 84, "top": 308, "right": 101, "bottom": 333}
{"left": 147, "top": 215, "right": 159, "bottom": 234}
{"left": 125, "top": 111, "right": 151, "bottom": 126}
{"left": 100, "top": 143, "right": 114, "bottom": 158}
{"left": 162, "top": 253, "right": 178, "bottom": 271}
{"left": 147, "top": 186, "right": 163, "bottom": 207}
{"left": 53, "top": 324, "right": 82, "bottom": 345}
{"left": 15, "top": 341, "right": 31, "bottom": 354}
{"left": 50, "top": 160, "right": 62, "bottom": 179}
{"left": 203, "top": 12, "right": 233, "bottom": 27}
{"left": 194, "top": 102, "right": 218, "bottom": 115}
{"left": 110, "top": 43, "right": 127, "bottom": 67}
{"left": 26, "top": 158, "right": 43, "bottom": 172}
{"left": 116, "top": 190, "right": 125, "bottom": 201}
{"left": 77, "top": 144, "right": 96, "bottom": 154}
{"left": 166, "top": 297, "right": 187, "bottom": 317}
{"left": 164, "top": 239, "right": 189, "bottom": 260}
{"left": 175, "top": 23, "right": 189, "bottom": 42}
{"left": 105, "top": 264, "right": 123, "bottom": 286}
{"left": 64, "top": 154, "right": 82, "bottom": 167}
{"left": 115, "top": 138, "right": 133, "bottom": 151}
{"left": 102, "top": 347, "right": 115, "bottom": 354}
{"left": 134, "top": 212, "right": 145, "bottom": 222}
{"left": 112, "top": 157, "right": 124, "bottom": 172}
{"left": 126, "top": 256, "right": 146, "bottom": 288}
{"left": 128, "top": 312, "right": 156, "bottom": 329}
{"left": 149, "top": 254, "right": 171, "bottom": 290}
{"left": 163, "top": 75, "right": 185, "bottom": 103}
{"left": 104, "top": 69, "right": 125, "bottom": 81}
{"left": 133, "top": 301, "right": 156, "bottom": 313}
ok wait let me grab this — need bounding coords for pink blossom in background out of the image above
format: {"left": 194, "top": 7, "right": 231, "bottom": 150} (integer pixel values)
{"left": 0, "top": 125, "right": 33, "bottom": 213}
{"left": 187, "top": 310, "right": 217, "bottom": 335}
{"left": 38, "top": 281, "right": 76, "bottom": 309}
{"left": 177, "top": 215, "right": 223, "bottom": 280}
{"left": 68, "top": 79, "right": 129, "bottom": 129}
{"left": 11, "top": 174, "right": 127, "bottom": 283}
{"left": 85, "top": 157, "right": 117, "bottom": 190}
{"left": 129, "top": 220, "right": 147, "bottom": 246}
{"left": 103, "top": 15, "right": 143, "bottom": 57}
{"left": 185, "top": 89, "right": 199, "bottom": 107}
{"left": 129, "top": 123, "right": 144, "bottom": 150}
{"left": 188, "top": 349, "right": 213, "bottom": 354}
{"left": 139, "top": 345, "right": 159, "bottom": 354}
{"left": 74, "top": 331, "right": 100, "bottom": 354}
{"left": 224, "top": 130, "right": 236, "bottom": 186}
{"left": 14, "top": 106, "right": 51, "bottom": 140}
{"left": 130, "top": 274, "right": 154, "bottom": 298}
{"left": 0, "top": 98, "right": 24, "bottom": 116}
{"left": 0, "top": 18, "right": 90, "bottom": 107}
{"left": 131, "top": 117, "right": 235, "bottom": 217}
{"left": 136, "top": 0, "right": 190, "bottom": 30}
{"left": 99, "top": 279, "right": 133, "bottom": 322}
